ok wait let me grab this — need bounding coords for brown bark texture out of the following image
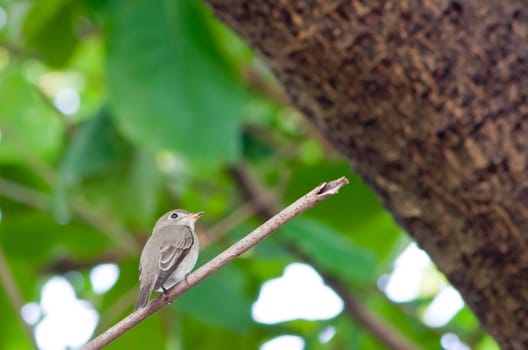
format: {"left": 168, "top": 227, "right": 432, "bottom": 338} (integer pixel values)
{"left": 205, "top": 0, "right": 528, "bottom": 348}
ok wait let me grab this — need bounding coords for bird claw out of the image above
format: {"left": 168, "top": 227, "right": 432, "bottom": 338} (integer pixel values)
{"left": 160, "top": 275, "right": 191, "bottom": 305}
{"left": 161, "top": 286, "right": 172, "bottom": 304}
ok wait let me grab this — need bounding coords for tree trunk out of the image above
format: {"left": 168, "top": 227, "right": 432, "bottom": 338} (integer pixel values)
{"left": 205, "top": 0, "right": 528, "bottom": 348}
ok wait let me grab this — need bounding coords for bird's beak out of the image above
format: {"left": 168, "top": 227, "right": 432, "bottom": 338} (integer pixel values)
{"left": 190, "top": 211, "right": 205, "bottom": 220}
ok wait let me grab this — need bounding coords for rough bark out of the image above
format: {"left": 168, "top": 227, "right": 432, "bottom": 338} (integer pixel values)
{"left": 205, "top": 1, "right": 528, "bottom": 348}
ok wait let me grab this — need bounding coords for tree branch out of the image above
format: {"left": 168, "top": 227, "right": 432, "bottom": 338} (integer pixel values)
{"left": 229, "top": 164, "right": 420, "bottom": 350}
{"left": 82, "top": 176, "right": 348, "bottom": 350}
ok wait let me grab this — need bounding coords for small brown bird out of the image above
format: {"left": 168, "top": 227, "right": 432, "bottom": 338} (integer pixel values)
{"left": 135, "top": 209, "right": 203, "bottom": 310}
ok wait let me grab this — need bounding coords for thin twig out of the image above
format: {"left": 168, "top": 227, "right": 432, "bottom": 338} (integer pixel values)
{"left": 230, "top": 164, "right": 420, "bottom": 350}
{"left": 0, "top": 177, "right": 48, "bottom": 209}
{"left": 82, "top": 176, "right": 349, "bottom": 350}
{"left": 0, "top": 246, "right": 39, "bottom": 349}
{"left": 202, "top": 199, "right": 257, "bottom": 247}
{"left": 228, "top": 164, "right": 279, "bottom": 217}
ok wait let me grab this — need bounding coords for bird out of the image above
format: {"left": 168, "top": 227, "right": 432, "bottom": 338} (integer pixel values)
{"left": 134, "top": 209, "right": 203, "bottom": 311}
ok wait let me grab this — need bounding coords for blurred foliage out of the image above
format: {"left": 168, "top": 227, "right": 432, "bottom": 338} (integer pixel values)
{"left": 0, "top": 0, "right": 499, "bottom": 349}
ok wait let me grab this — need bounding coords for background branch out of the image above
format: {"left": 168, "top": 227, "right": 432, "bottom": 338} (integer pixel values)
{"left": 200, "top": 200, "right": 257, "bottom": 246}
{"left": 82, "top": 176, "right": 348, "bottom": 350}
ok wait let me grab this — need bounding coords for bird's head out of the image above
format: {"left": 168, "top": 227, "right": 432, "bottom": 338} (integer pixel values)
{"left": 154, "top": 209, "right": 204, "bottom": 231}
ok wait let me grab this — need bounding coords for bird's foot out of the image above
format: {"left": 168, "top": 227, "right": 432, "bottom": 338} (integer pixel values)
{"left": 161, "top": 286, "right": 172, "bottom": 304}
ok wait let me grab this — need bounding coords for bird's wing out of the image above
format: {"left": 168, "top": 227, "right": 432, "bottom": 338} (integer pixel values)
{"left": 154, "top": 226, "right": 194, "bottom": 290}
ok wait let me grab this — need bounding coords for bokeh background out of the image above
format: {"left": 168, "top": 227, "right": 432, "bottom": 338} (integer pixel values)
{"left": 0, "top": 0, "right": 500, "bottom": 349}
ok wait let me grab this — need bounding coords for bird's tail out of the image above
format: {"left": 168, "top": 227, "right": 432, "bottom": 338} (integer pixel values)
{"left": 135, "top": 287, "right": 151, "bottom": 311}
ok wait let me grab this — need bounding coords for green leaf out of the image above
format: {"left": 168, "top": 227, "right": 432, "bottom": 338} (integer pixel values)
{"left": 176, "top": 262, "right": 252, "bottom": 331}
{"left": 23, "top": 0, "right": 80, "bottom": 67}
{"left": 60, "top": 109, "right": 128, "bottom": 187}
{"left": 57, "top": 108, "right": 163, "bottom": 227}
{"left": 55, "top": 108, "right": 130, "bottom": 222}
{"left": 107, "top": 0, "right": 247, "bottom": 162}
{"left": 281, "top": 217, "right": 376, "bottom": 283}
{"left": 0, "top": 65, "right": 63, "bottom": 164}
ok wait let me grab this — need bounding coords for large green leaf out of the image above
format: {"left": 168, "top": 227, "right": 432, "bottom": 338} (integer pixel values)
{"left": 281, "top": 217, "right": 376, "bottom": 283}
{"left": 57, "top": 108, "right": 163, "bottom": 227}
{"left": 107, "top": 0, "right": 248, "bottom": 162}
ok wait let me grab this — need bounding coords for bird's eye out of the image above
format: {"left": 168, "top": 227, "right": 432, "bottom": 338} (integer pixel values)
{"left": 170, "top": 213, "right": 179, "bottom": 219}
